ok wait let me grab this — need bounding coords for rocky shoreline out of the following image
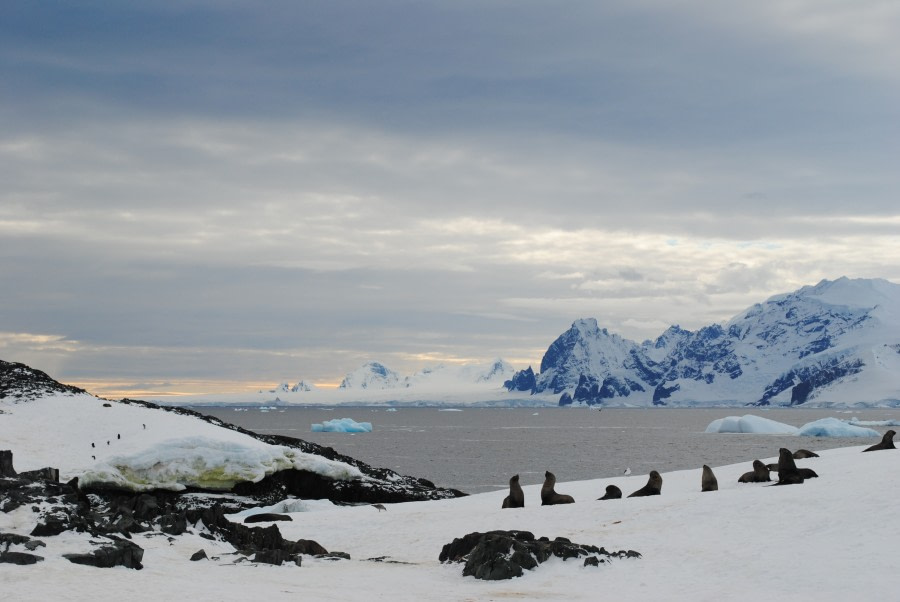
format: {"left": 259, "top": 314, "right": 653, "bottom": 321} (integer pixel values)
{"left": 1, "top": 443, "right": 459, "bottom": 570}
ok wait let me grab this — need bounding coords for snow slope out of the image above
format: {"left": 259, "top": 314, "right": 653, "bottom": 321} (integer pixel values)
{"left": 2, "top": 442, "right": 897, "bottom": 601}
{"left": 0, "top": 392, "right": 360, "bottom": 488}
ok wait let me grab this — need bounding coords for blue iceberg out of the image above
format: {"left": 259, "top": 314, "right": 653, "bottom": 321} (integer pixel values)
{"left": 797, "top": 418, "right": 879, "bottom": 438}
{"left": 311, "top": 418, "right": 373, "bottom": 433}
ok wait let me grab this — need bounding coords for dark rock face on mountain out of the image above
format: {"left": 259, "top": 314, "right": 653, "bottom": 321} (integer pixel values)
{"left": 439, "top": 530, "right": 641, "bottom": 580}
{"left": 505, "top": 278, "right": 900, "bottom": 406}
{"left": 504, "top": 366, "right": 536, "bottom": 393}
{"left": 0, "top": 360, "right": 86, "bottom": 402}
{"left": 757, "top": 355, "right": 865, "bottom": 406}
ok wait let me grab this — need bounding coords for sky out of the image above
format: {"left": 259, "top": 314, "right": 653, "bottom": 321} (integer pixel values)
{"left": 2, "top": 1, "right": 899, "bottom": 396}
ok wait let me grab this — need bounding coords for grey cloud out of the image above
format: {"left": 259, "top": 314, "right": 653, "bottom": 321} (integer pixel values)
{"left": 2, "top": 1, "right": 900, "bottom": 388}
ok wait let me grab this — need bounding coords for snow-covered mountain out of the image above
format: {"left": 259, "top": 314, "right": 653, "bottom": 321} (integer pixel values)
{"left": 339, "top": 362, "right": 403, "bottom": 390}
{"left": 507, "top": 277, "right": 900, "bottom": 407}
{"left": 338, "top": 359, "right": 515, "bottom": 391}
{"left": 291, "top": 380, "right": 317, "bottom": 392}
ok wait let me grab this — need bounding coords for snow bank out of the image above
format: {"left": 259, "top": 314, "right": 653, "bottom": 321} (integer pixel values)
{"left": 797, "top": 417, "right": 880, "bottom": 438}
{"left": 311, "top": 418, "right": 373, "bottom": 433}
{"left": 704, "top": 414, "right": 800, "bottom": 434}
{"left": 79, "top": 436, "right": 362, "bottom": 491}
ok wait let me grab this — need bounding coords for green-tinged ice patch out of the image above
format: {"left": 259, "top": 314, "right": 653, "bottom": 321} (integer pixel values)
{"left": 78, "top": 436, "right": 362, "bottom": 492}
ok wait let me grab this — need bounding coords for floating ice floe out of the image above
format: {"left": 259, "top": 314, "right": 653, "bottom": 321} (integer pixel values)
{"left": 311, "top": 418, "right": 373, "bottom": 433}
{"left": 705, "top": 414, "right": 882, "bottom": 438}
{"left": 848, "top": 418, "right": 900, "bottom": 427}
{"left": 797, "top": 417, "right": 880, "bottom": 437}
{"left": 704, "top": 415, "right": 800, "bottom": 435}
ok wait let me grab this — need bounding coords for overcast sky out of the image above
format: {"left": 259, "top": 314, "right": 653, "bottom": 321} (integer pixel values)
{"left": 2, "top": 1, "right": 899, "bottom": 396}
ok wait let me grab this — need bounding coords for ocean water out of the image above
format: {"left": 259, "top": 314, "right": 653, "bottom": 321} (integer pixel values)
{"left": 195, "top": 406, "right": 899, "bottom": 495}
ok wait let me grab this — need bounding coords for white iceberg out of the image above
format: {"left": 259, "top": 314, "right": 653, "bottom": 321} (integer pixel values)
{"left": 311, "top": 418, "right": 373, "bottom": 433}
{"left": 797, "top": 418, "right": 880, "bottom": 437}
{"left": 704, "top": 414, "right": 800, "bottom": 435}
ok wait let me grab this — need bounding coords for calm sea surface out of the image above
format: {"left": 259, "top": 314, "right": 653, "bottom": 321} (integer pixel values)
{"left": 194, "top": 406, "right": 900, "bottom": 495}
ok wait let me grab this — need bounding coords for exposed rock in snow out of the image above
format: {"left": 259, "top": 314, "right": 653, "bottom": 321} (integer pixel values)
{"left": 0, "top": 360, "right": 86, "bottom": 402}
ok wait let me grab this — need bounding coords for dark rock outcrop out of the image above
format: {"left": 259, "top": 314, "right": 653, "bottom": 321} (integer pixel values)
{"left": 440, "top": 530, "right": 640, "bottom": 580}
{"left": 0, "top": 551, "right": 44, "bottom": 565}
{"left": 0, "top": 360, "right": 86, "bottom": 402}
{"left": 64, "top": 538, "right": 144, "bottom": 570}
{"left": 504, "top": 366, "right": 536, "bottom": 393}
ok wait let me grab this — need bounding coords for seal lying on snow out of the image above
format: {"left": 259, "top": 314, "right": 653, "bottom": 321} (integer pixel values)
{"left": 628, "top": 471, "right": 662, "bottom": 497}
{"left": 738, "top": 460, "right": 771, "bottom": 483}
{"left": 501, "top": 474, "right": 525, "bottom": 509}
{"left": 541, "top": 471, "right": 575, "bottom": 505}
{"left": 863, "top": 430, "right": 896, "bottom": 452}
{"left": 701, "top": 465, "right": 718, "bottom": 492}
{"left": 793, "top": 449, "right": 819, "bottom": 459}
{"left": 598, "top": 485, "right": 622, "bottom": 500}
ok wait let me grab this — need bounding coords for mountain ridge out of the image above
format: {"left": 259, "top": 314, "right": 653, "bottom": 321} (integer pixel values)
{"left": 507, "top": 277, "right": 900, "bottom": 407}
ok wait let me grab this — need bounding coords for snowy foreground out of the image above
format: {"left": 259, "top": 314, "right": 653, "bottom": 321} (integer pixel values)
{"left": 2, "top": 395, "right": 899, "bottom": 601}
{"left": 3, "top": 446, "right": 897, "bottom": 601}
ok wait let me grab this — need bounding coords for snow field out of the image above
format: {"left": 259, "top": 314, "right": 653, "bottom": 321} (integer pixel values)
{"left": 4, "top": 446, "right": 896, "bottom": 601}
{"left": 3, "top": 392, "right": 899, "bottom": 601}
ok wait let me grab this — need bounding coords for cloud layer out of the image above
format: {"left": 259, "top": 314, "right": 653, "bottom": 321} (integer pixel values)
{"left": 2, "top": 1, "right": 899, "bottom": 394}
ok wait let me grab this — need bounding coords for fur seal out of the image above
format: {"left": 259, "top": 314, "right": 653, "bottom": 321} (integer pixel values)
{"left": 701, "top": 465, "right": 718, "bottom": 492}
{"left": 541, "top": 471, "right": 575, "bottom": 505}
{"left": 244, "top": 513, "right": 292, "bottom": 523}
{"left": 793, "top": 449, "right": 819, "bottom": 459}
{"left": 598, "top": 485, "right": 622, "bottom": 500}
{"left": 774, "top": 448, "right": 804, "bottom": 485}
{"left": 501, "top": 474, "right": 525, "bottom": 508}
{"left": 738, "top": 460, "right": 771, "bottom": 483}
{"left": 628, "top": 470, "right": 662, "bottom": 497}
{"left": 797, "top": 468, "right": 818, "bottom": 479}
{"left": 863, "top": 429, "right": 896, "bottom": 452}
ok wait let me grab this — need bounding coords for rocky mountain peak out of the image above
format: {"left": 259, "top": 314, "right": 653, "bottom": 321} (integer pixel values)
{"left": 0, "top": 360, "right": 87, "bottom": 402}
{"left": 508, "top": 277, "right": 900, "bottom": 407}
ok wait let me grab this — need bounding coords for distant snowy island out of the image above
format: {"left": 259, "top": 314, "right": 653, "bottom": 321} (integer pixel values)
{"left": 158, "top": 277, "right": 900, "bottom": 409}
